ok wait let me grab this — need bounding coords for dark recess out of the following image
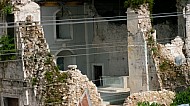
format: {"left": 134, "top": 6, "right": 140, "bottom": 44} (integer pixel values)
{"left": 152, "top": 0, "right": 177, "bottom": 25}
{"left": 94, "top": 0, "right": 127, "bottom": 24}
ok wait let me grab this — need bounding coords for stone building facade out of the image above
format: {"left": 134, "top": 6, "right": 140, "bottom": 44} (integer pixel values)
{"left": 38, "top": 0, "right": 129, "bottom": 86}
{"left": 0, "top": 0, "right": 103, "bottom": 105}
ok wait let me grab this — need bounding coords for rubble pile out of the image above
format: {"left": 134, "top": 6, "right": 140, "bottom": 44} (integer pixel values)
{"left": 137, "top": 4, "right": 152, "bottom": 34}
{"left": 158, "top": 36, "right": 185, "bottom": 65}
{"left": 64, "top": 67, "right": 102, "bottom": 106}
{"left": 123, "top": 90, "right": 175, "bottom": 106}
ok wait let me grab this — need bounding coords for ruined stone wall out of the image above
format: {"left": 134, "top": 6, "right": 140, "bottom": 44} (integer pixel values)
{"left": 155, "top": 36, "right": 190, "bottom": 91}
{"left": 123, "top": 90, "right": 175, "bottom": 106}
{"left": 17, "top": 17, "right": 102, "bottom": 106}
{"left": 147, "top": 50, "right": 160, "bottom": 90}
{"left": 158, "top": 36, "right": 185, "bottom": 64}
{"left": 127, "top": 4, "right": 161, "bottom": 93}
{"left": 128, "top": 3, "right": 190, "bottom": 92}
{"left": 0, "top": 61, "right": 27, "bottom": 106}
{"left": 153, "top": 23, "right": 178, "bottom": 43}
{"left": 61, "top": 67, "right": 102, "bottom": 106}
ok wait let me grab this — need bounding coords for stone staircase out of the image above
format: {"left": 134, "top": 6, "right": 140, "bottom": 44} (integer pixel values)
{"left": 98, "top": 87, "right": 130, "bottom": 105}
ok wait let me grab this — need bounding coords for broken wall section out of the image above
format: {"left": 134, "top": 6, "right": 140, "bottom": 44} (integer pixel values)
{"left": 156, "top": 36, "right": 190, "bottom": 91}
{"left": 123, "top": 90, "right": 175, "bottom": 106}
{"left": 14, "top": 1, "right": 103, "bottom": 105}
{"left": 17, "top": 16, "right": 103, "bottom": 106}
{"left": 0, "top": 61, "right": 27, "bottom": 106}
{"left": 127, "top": 4, "right": 160, "bottom": 93}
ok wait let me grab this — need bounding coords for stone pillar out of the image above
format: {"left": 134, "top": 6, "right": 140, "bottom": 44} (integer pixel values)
{"left": 127, "top": 8, "right": 149, "bottom": 93}
{"left": 185, "top": 3, "right": 190, "bottom": 63}
{"left": 14, "top": 1, "right": 41, "bottom": 106}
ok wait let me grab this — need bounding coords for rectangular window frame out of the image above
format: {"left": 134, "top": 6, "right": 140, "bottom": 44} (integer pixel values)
{"left": 54, "top": 16, "right": 74, "bottom": 42}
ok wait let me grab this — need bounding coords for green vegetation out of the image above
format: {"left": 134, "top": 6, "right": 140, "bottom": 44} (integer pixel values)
{"left": 44, "top": 57, "right": 51, "bottom": 65}
{"left": 0, "top": 0, "right": 12, "bottom": 14}
{"left": 138, "top": 101, "right": 161, "bottom": 106}
{"left": 32, "top": 77, "right": 37, "bottom": 86}
{"left": 44, "top": 70, "right": 68, "bottom": 84}
{"left": 147, "top": 30, "right": 159, "bottom": 56}
{"left": 44, "top": 68, "right": 68, "bottom": 104}
{"left": 147, "top": 34, "right": 155, "bottom": 46}
{"left": 124, "top": 0, "right": 154, "bottom": 11}
{"left": 45, "top": 71, "right": 54, "bottom": 83}
{"left": 171, "top": 87, "right": 190, "bottom": 106}
{"left": 2, "top": 4, "right": 12, "bottom": 14}
{"left": 0, "top": 35, "right": 16, "bottom": 61}
{"left": 159, "top": 59, "right": 172, "bottom": 72}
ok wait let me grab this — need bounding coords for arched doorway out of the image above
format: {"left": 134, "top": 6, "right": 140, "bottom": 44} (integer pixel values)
{"left": 56, "top": 50, "right": 76, "bottom": 71}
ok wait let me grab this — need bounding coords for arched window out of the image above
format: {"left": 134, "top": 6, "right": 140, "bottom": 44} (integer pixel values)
{"left": 56, "top": 9, "right": 73, "bottom": 40}
{"left": 56, "top": 50, "right": 76, "bottom": 71}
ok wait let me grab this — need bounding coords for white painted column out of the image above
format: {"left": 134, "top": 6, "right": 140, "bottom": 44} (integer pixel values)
{"left": 84, "top": 3, "right": 90, "bottom": 78}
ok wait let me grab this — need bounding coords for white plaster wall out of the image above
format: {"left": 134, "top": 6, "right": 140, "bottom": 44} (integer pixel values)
{"left": 14, "top": 2, "right": 40, "bottom": 22}
{"left": 92, "top": 22, "right": 128, "bottom": 76}
{"left": 40, "top": 5, "right": 93, "bottom": 77}
{"left": 40, "top": 6, "right": 59, "bottom": 48}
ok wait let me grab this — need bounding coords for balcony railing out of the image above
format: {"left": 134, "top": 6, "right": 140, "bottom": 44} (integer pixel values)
{"left": 100, "top": 76, "right": 129, "bottom": 89}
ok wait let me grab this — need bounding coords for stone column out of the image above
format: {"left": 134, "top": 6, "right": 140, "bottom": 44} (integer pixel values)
{"left": 127, "top": 8, "right": 149, "bottom": 93}
{"left": 185, "top": 3, "right": 190, "bottom": 64}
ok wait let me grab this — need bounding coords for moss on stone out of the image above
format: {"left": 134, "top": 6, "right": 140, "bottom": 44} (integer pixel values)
{"left": 32, "top": 77, "right": 37, "bottom": 86}
{"left": 124, "top": 0, "right": 154, "bottom": 12}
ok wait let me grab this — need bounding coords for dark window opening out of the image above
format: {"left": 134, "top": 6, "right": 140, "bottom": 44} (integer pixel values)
{"left": 56, "top": 50, "right": 76, "bottom": 71}
{"left": 152, "top": 0, "right": 177, "bottom": 25}
{"left": 6, "top": 14, "right": 14, "bottom": 37}
{"left": 94, "top": 65, "right": 102, "bottom": 87}
{"left": 57, "top": 57, "right": 64, "bottom": 71}
{"left": 56, "top": 10, "right": 73, "bottom": 40}
{"left": 4, "top": 97, "right": 19, "bottom": 106}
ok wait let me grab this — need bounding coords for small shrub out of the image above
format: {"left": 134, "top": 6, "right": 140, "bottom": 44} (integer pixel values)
{"left": 56, "top": 72, "right": 68, "bottom": 83}
{"left": 44, "top": 57, "right": 51, "bottom": 65}
{"left": 0, "top": 35, "right": 16, "bottom": 61}
{"left": 45, "top": 71, "right": 54, "bottom": 83}
{"left": 32, "top": 77, "right": 37, "bottom": 86}
{"left": 171, "top": 87, "right": 190, "bottom": 106}
{"left": 158, "top": 58, "right": 177, "bottom": 72}
{"left": 2, "top": 4, "right": 12, "bottom": 14}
